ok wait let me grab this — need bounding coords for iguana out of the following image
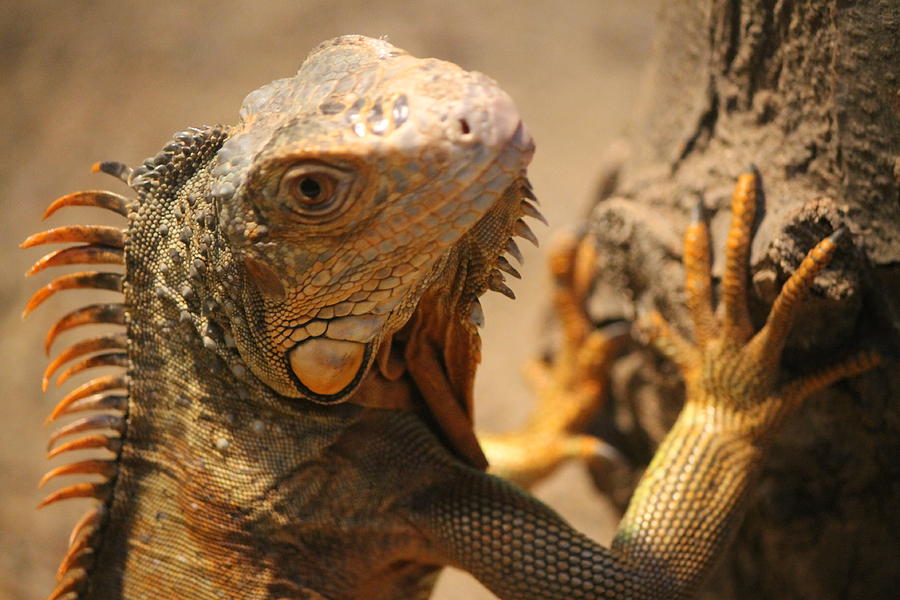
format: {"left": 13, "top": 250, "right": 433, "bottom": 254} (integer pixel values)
{"left": 22, "top": 35, "right": 879, "bottom": 599}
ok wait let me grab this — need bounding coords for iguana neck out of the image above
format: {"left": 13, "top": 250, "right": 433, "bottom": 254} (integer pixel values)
{"left": 80, "top": 128, "right": 339, "bottom": 596}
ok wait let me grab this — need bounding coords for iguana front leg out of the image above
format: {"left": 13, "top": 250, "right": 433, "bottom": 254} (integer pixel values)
{"left": 412, "top": 169, "right": 880, "bottom": 599}
{"left": 480, "top": 232, "right": 625, "bottom": 488}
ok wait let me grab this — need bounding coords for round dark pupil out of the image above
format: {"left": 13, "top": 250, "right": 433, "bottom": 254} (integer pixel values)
{"left": 299, "top": 177, "right": 322, "bottom": 199}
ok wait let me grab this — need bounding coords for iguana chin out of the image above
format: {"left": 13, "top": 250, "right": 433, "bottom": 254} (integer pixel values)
{"left": 23, "top": 35, "right": 878, "bottom": 600}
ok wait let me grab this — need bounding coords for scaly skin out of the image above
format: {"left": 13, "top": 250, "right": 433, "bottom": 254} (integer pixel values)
{"left": 23, "top": 37, "right": 878, "bottom": 600}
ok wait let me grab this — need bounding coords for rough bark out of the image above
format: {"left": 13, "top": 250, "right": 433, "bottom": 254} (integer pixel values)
{"left": 585, "top": 1, "right": 900, "bottom": 598}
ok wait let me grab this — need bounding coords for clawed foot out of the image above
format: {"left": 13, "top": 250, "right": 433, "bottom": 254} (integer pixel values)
{"left": 481, "top": 231, "right": 625, "bottom": 488}
{"left": 644, "top": 169, "right": 881, "bottom": 440}
{"left": 483, "top": 168, "right": 880, "bottom": 486}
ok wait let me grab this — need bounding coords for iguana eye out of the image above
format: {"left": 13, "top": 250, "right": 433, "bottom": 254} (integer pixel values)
{"left": 288, "top": 173, "right": 336, "bottom": 210}
{"left": 297, "top": 176, "right": 325, "bottom": 200}
{"left": 279, "top": 163, "right": 351, "bottom": 220}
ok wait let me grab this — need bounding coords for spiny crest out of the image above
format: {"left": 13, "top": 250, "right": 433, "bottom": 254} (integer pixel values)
{"left": 23, "top": 125, "right": 230, "bottom": 599}
{"left": 22, "top": 164, "right": 135, "bottom": 600}
{"left": 471, "top": 178, "right": 545, "bottom": 328}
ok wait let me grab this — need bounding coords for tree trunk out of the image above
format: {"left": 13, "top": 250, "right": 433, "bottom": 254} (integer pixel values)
{"left": 585, "top": 1, "right": 900, "bottom": 598}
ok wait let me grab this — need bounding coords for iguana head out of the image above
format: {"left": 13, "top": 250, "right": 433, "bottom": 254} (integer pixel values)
{"left": 213, "top": 36, "right": 536, "bottom": 404}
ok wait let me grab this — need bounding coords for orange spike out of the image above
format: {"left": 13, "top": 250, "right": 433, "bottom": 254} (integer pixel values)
{"left": 46, "top": 572, "right": 85, "bottom": 600}
{"left": 43, "top": 190, "right": 130, "bottom": 220}
{"left": 68, "top": 505, "right": 104, "bottom": 546}
{"left": 22, "top": 271, "right": 123, "bottom": 318}
{"left": 56, "top": 537, "right": 94, "bottom": 581}
{"left": 46, "top": 374, "right": 128, "bottom": 423}
{"left": 92, "top": 160, "right": 133, "bottom": 183}
{"left": 21, "top": 225, "right": 124, "bottom": 249}
{"left": 39, "top": 459, "right": 116, "bottom": 488}
{"left": 54, "top": 352, "right": 128, "bottom": 389}
{"left": 37, "top": 481, "right": 110, "bottom": 509}
{"left": 47, "top": 434, "right": 121, "bottom": 459}
{"left": 46, "top": 392, "right": 127, "bottom": 423}
{"left": 47, "top": 414, "right": 124, "bottom": 452}
{"left": 27, "top": 245, "right": 124, "bottom": 276}
{"left": 44, "top": 303, "right": 126, "bottom": 355}
{"left": 43, "top": 334, "right": 128, "bottom": 391}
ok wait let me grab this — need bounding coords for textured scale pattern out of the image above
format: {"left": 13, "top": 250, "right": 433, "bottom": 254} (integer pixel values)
{"left": 22, "top": 36, "right": 879, "bottom": 600}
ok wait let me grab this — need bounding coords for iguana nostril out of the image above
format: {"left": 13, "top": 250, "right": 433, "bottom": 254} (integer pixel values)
{"left": 459, "top": 119, "right": 471, "bottom": 135}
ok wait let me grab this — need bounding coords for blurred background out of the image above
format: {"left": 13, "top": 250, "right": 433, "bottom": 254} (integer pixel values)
{"left": 0, "top": 1, "right": 657, "bottom": 598}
